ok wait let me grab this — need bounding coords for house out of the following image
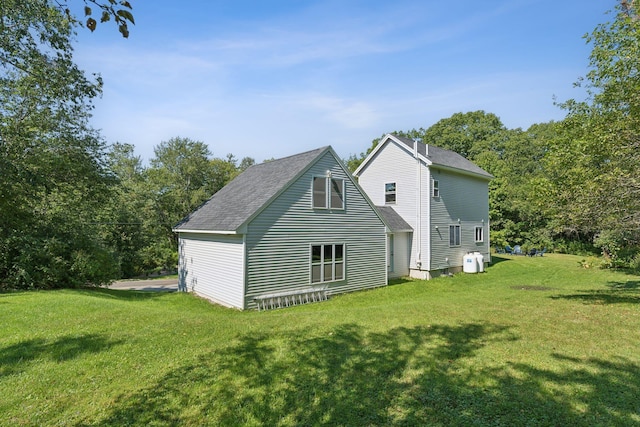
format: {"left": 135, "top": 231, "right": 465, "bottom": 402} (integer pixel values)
{"left": 173, "top": 146, "right": 393, "bottom": 310}
{"left": 354, "top": 133, "right": 493, "bottom": 279}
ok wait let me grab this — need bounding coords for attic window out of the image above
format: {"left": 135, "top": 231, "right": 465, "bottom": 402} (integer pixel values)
{"left": 313, "top": 176, "right": 344, "bottom": 209}
{"left": 385, "top": 182, "right": 396, "bottom": 204}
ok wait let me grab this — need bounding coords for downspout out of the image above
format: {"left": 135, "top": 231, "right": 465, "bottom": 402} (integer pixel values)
{"left": 415, "top": 139, "right": 422, "bottom": 270}
{"left": 487, "top": 216, "right": 491, "bottom": 264}
{"left": 425, "top": 143, "right": 430, "bottom": 271}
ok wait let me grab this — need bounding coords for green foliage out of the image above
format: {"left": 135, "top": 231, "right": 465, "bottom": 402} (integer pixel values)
{"left": 59, "top": 0, "right": 135, "bottom": 37}
{"left": 421, "top": 110, "right": 506, "bottom": 159}
{"left": 0, "top": 0, "right": 118, "bottom": 289}
{"left": 97, "top": 143, "right": 149, "bottom": 277}
{"left": 552, "top": 1, "right": 640, "bottom": 251}
{"left": 97, "top": 138, "right": 251, "bottom": 277}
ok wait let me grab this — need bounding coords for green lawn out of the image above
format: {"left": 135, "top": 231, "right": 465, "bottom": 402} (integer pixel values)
{"left": 1, "top": 254, "right": 639, "bottom": 426}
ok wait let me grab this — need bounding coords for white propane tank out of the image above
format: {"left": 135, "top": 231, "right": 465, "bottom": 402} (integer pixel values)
{"left": 474, "top": 252, "right": 485, "bottom": 272}
{"left": 463, "top": 253, "right": 478, "bottom": 273}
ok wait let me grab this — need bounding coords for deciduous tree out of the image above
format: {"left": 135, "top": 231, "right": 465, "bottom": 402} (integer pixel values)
{"left": 0, "top": 1, "right": 119, "bottom": 288}
{"left": 550, "top": 0, "right": 640, "bottom": 254}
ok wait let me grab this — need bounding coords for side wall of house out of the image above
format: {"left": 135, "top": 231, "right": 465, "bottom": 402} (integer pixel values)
{"left": 244, "top": 151, "right": 387, "bottom": 310}
{"left": 178, "top": 233, "right": 245, "bottom": 309}
{"left": 428, "top": 168, "right": 490, "bottom": 271}
{"left": 356, "top": 141, "right": 419, "bottom": 270}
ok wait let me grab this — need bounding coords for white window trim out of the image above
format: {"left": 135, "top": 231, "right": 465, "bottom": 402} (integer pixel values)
{"left": 385, "top": 182, "right": 396, "bottom": 204}
{"left": 432, "top": 179, "right": 440, "bottom": 198}
{"left": 475, "top": 226, "right": 484, "bottom": 243}
{"left": 449, "top": 224, "right": 461, "bottom": 247}
{"left": 310, "top": 243, "right": 345, "bottom": 284}
{"left": 312, "top": 176, "right": 345, "bottom": 210}
{"left": 329, "top": 178, "right": 345, "bottom": 210}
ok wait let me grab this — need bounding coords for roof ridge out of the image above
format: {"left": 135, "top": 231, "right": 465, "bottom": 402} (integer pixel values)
{"left": 253, "top": 145, "right": 329, "bottom": 166}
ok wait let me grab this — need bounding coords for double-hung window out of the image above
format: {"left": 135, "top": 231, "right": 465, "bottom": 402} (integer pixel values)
{"left": 313, "top": 176, "right": 344, "bottom": 209}
{"left": 432, "top": 180, "right": 440, "bottom": 198}
{"left": 449, "top": 225, "right": 461, "bottom": 247}
{"left": 311, "top": 244, "right": 344, "bottom": 283}
{"left": 385, "top": 182, "right": 396, "bottom": 204}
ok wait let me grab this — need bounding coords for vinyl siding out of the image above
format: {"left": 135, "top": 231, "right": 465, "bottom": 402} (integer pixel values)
{"left": 177, "top": 233, "right": 245, "bottom": 308}
{"left": 244, "top": 151, "right": 387, "bottom": 309}
{"left": 357, "top": 138, "right": 490, "bottom": 275}
{"left": 429, "top": 168, "right": 490, "bottom": 269}
{"left": 356, "top": 140, "right": 420, "bottom": 269}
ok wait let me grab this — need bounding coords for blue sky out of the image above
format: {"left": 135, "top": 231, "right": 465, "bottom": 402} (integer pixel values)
{"left": 74, "top": 1, "right": 616, "bottom": 163}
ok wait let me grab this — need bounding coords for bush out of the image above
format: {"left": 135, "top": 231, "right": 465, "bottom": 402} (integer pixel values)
{"left": 0, "top": 231, "right": 118, "bottom": 290}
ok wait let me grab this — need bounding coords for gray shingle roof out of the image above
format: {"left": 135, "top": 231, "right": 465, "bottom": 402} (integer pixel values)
{"left": 392, "top": 134, "right": 493, "bottom": 179}
{"left": 174, "top": 146, "right": 330, "bottom": 232}
{"left": 376, "top": 206, "right": 412, "bottom": 232}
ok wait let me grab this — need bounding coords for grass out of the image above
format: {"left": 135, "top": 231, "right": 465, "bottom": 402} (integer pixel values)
{"left": 1, "top": 254, "right": 639, "bottom": 426}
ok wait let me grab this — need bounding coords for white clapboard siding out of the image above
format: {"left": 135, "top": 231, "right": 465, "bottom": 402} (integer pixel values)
{"left": 356, "top": 140, "right": 419, "bottom": 269}
{"left": 178, "top": 233, "right": 245, "bottom": 309}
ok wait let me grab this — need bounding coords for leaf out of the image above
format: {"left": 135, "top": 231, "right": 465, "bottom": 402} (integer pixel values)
{"left": 118, "top": 24, "right": 129, "bottom": 38}
{"left": 121, "top": 1, "right": 133, "bottom": 9}
{"left": 86, "top": 17, "right": 97, "bottom": 32}
{"left": 84, "top": 6, "right": 92, "bottom": 16}
{"left": 101, "top": 11, "right": 111, "bottom": 23}
{"left": 116, "top": 9, "right": 135, "bottom": 24}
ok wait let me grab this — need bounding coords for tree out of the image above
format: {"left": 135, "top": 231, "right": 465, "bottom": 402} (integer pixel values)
{"left": 142, "top": 138, "right": 218, "bottom": 270}
{"left": 98, "top": 143, "right": 149, "bottom": 277}
{"left": 550, "top": 0, "right": 640, "bottom": 257}
{"left": 0, "top": 0, "right": 122, "bottom": 289}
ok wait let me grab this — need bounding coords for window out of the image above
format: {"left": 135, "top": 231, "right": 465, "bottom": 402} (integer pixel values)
{"left": 432, "top": 180, "right": 440, "bottom": 198}
{"left": 330, "top": 178, "right": 344, "bottom": 209}
{"left": 311, "top": 244, "right": 344, "bottom": 283}
{"left": 385, "top": 182, "right": 396, "bottom": 204}
{"left": 449, "top": 225, "right": 461, "bottom": 247}
{"left": 475, "top": 226, "right": 484, "bottom": 242}
{"left": 313, "top": 177, "right": 344, "bottom": 209}
{"left": 313, "top": 177, "right": 327, "bottom": 208}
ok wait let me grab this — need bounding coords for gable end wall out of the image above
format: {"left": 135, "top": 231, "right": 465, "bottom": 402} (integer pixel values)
{"left": 244, "top": 151, "right": 387, "bottom": 309}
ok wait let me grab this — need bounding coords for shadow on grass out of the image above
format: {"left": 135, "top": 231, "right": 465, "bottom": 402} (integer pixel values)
{"left": 0, "top": 334, "right": 124, "bottom": 377}
{"left": 73, "top": 287, "right": 172, "bottom": 301}
{"left": 489, "top": 255, "right": 511, "bottom": 265}
{"left": 387, "top": 277, "right": 416, "bottom": 286}
{"left": 551, "top": 279, "right": 640, "bottom": 305}
{"left": 87, "top": 321, "right": 640, "bottom": 426}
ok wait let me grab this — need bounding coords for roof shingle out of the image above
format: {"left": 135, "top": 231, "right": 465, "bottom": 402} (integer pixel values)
{"left": 392, "top": 134, "right": 493, "bottom": 179}
{"left": 174, "top": 146, "right": 329, "bottom": 232}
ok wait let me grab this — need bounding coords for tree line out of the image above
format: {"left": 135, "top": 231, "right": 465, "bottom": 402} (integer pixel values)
{"left": 1, "top": 1, "right": 638, "bottom": 289}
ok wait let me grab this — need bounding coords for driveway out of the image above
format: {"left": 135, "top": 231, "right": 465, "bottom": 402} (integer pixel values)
{"left": 109, "top": 278, "right": 178, "bottom": 292}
